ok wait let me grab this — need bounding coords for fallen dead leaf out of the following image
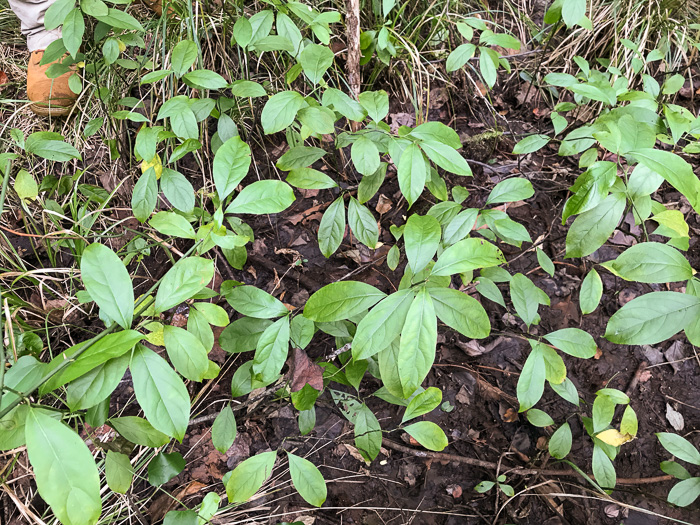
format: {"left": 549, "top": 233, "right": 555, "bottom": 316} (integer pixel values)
{"left": 594, "top": 347, "right": 603, "bottom": 360}
{"left": 376, "top": 194, "right": 392, "bottom": 214}
{"left": 149, "top": 481, "right": 206, "bottom": 522}
{"left": 0, "top": 71, "right": 8, "bottom": 90}
{"left": 536, "top": 436, "right": 548, "bottom": 450}
{"left": 289, "top": 347, "right": 324, "bottom": 392}
{"left": 501, "top": 407, "right": 519, "bottom": 423}
{"left": 665, "top": 403, "right": 684, "bottom": 431}
{"left": 446, "top": 484, "right": 463, "bottom": 498}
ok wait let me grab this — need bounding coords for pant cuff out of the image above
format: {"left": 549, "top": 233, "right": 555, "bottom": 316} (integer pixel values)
{"left": 26, "top": 28, "right": 62, "bottom": 53}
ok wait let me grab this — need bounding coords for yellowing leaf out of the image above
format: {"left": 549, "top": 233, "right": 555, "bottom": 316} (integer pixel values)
{"left": 141, "top": 154, "right": 163, "bottom": 179}
{"left": 117, "top": 39, "right": 126, "bottom": 52}
{"left": 596, "top": 429, "right": 634, "bottom": 447}
{"left": 144, "top": 322, "right": 164, "bottom": 346}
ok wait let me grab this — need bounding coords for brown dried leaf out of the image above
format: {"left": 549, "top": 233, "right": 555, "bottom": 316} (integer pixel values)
{"left": 289, "top": 347, "right": 324, "bottom": 392}
{"left": 375, "top": 194, "right": 392, "bottom": 215}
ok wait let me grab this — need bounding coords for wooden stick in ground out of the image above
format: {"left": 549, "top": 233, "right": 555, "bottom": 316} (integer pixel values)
{"left": 345, "top": 0, "right": 361, "bottom": 99}
{"left": 381, "top": 438, "right": 671, "bottom": 486}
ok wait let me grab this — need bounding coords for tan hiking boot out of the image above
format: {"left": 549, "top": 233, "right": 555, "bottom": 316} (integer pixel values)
{"left": 27, "top": 50, "right": 77, "bottom": 117}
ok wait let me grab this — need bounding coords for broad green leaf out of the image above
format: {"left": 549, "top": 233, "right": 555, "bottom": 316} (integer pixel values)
{"left": 409, "top": 122, "right": 462, "bottom": 149}
{"left": 601, "top": 242, "right": 693, "bottom": 283}
{"left": 225, "top": 285, "right": 288, "bottom": 318}
{"left": 551, "top": 377, "right": 580, "bottom": 406}
{"left": 287, "top": 168, "right": 337, "bottom": 189}
{"left": 358, "top": 90, "right": 389, "bottom": 122}
{"left": 277, "top": 146, "right": 326, "bottom": 171}
{"left": 432, "top": 238, "right": 504, "bottom": 276}
{"left": 183, "top": 69, "right": 228, "bottom": 90}
{"left": 109, "top": 416, "right": 170, "bottom": 447}
{"left": 276, "top": 12, "right": 302, "bottom": 55}
{"left": 354, "top": 404, "right": 382, "bottom": 461}
{"left": 233, "top": 16, "right": 253, "bottom": 48}
{"left": 81, "top": 243, "right": 133, "bottom": 329}
{"left": 305, "top": 281, "right": 386, "bottom": 322}
{"left": 605, "top": 292, "right": 700, "bottom": 345}
{"left": 512, "top": 134, "right": 550, "bottom": 155}
{"left": 213, "top": 136, "right": 251, "bottom": 200}
{"left": 566, "top": 193, "right": 626, "bottom": 258}
{"left": 620, "top": 405, "right": 638, "bottom": 437}
{"left": 351, "top": 136, "right": 380, "bottom": 176}
{"left": 261, "top": 91, "right": 307, "bottom": 134}
{"left": 592, "top": 394, "right": 616, "bottom": 433}
{"left": 443, "top": 208, "right": 479, "bottom": 245}
{"left": 429, "top": 287, "right": 490, "bottom": 339}
{"left": 397, "top": 143, "right": 428, "bottom": 207}
{"left": 105, "top": 451, "right": 133, "bottom": 494}
{"left": 219, "top": 317, "right": 272, "bottom": 353}
{"left": 404, "top": 214, "right": 441, "bottom": 274}
{"left": 549, "top": 423, "right": 573, "bottom": 459}
{"left": 398, "top": 288, "right": 437, "bottom": 398}
{"left": 290, "top": 315, "right": 315, "bottom": 349}
{"left": 150, "top": 211, "right": 196, "bottom": 239}
{"left": 26, "top": 410, "right": 101, "bottom": 525}
{"left": 131, "top": 345, "right": 190, "bottom": 441}
{"left": 479, "top": 47, "right": 498, "bottom": 88}
{"left": 148, "top": 452, "right": 185, "bottom": 486}
{"left": 661, "top": 461, "right": 691, "bottom": 480}
{"left": 322, "top": 88, "right": 367, "bottom": 122}
{"left": 252, "top": 317, "right": 290, "bottom": 384}
{"left": 318, "top": 197, "right": 345, "bottom": 257}
{"left": 510, "top": 273, "right": 550, "bottom": 327}
{"left": 44, "top": 0, "right": 73, "bottom": 30}
{"left": 211, "top": 404, "right": 237, "bottom": 454}
{"left": 65, "top": 353, "right": 129, "bottom": 410}
{"left": 475, "top": 276, "right": 505, "bottom": 307}
{"left": 226, "top": 451, "right": 277, "bottom": 503}
{"left": 187, "top": 307, "right": 214, "bottom": 352}
{"left": 163, "top": 325, "right": 209, "bottom": 381}
{"left": 402, "top": 387, "right": 442, "bottom": 423}
{"left": 580, "top": 268, "right": 603, "bottom": 314}
{"left": 657, "top": 433, "right": 700, "bottom": 465}
{"left": 25, "top": 135, "right": 81, "bottom": 161}
{"left": 297, "top": 106, "right": 337, "bottom": 135}
{"left": 155, "top": 257, "right": 215, "bottom": 313}
{"left": 667, "top": 478, "right": 700, "bottom": 507}
{"left": 526, "top": 408, "right": 555, "bottom": 427}
{"left": 352, "top": 289, "right": 415, "bottom": 360}
{"left": 171, "top": 40, "right": 198, "bottom": 77}
{"left": 63, "top": 9, "right": 84, "bottom": 58}
{"left": 132, "top": 167, "right": 158, "bottom": 222}
{"left": 299, "top": 43, "right": 334, "bottom": 84}
{"left": 541, "top": 344, "right": 566, "bottom": 384}
{"left": 485, "top": 178, "right": 534, "bottom": 205}
{"left": 630, "top": 148, "right": 700, "bottom": 212}
{"left": 592, "top": 444, "right": 616, "bottom": 489}
{"left": 192, "top": 302, "right": 229, "bottom": 326}
{"left": 536, "top": 249, "right": 555, "bottom": 277}
{"left": 226, "top": 180, "right": 295, "bottom": 215}
{"left": 517, "top": 344, "right": 546, "bottom": 411}
{"left": 160, "top": 168, "right": 195, "bottom": 213}
{"left": 420, "top": 140, "right": 472, "bottom": 176}
{"left": 446, "top": 43, "right": 477, "bottom": 72}
{"left": 348, "top": 197, "right": 379, "bottom": 248}
{"left": 14, "top": 170, "right": 37, "bottom": 200}
{"left": 287, "top": 452, "right": 327, "bottom": 507}
{"left": 230, "top": 79, "right": 266, "bottom": 98}
{"left": 544, "top": 328, "right": 597, "bottom": 358}
{"left": 404, "top": 421, "right": 448, "bottom": 451}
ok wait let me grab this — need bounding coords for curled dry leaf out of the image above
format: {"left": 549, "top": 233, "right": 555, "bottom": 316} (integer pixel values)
{"left": 289, "top": 347, "right": 324, "bottom": 392}
{"left": 665, "top": 403, "right": 684, "bottom": 431}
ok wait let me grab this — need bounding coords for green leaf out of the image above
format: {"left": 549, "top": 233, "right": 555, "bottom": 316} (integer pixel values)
{"left": 352, "top": 289, "right": 415, "bottom": 360}
{"left": 605, "top": 292, "right": 700, "bottom": 345}
{"left": 170, "top": 40, "right": 198, "bottom": 77}
{"left": 148, "top": 452, "right": 185, "bottom": 486}
{"left": 354, "top": 404, "right": 382, "bottom": 461}
{"left": 230, "top": 79, "right": 266, "bottom": 98}
{"left": 160, "top": 168, "right": 195, "bottom": 213}
{"left": 131, "top": 345, "right": 190, "bottom": 441}
{"left": 14, "top": 170, "right": 38, "bottom": 200}
{"left": 486, "top": 178, "right": 534, "bottom": 205}
{"left": 358, "top": 90, "right": 389, "bottom": 122}
{"left": 287, "top": 168, "right": 337, "bottom": 189}
{"left": 226, "top": 451, "right": 277, "bottom": 503}
{"left": 479, "top": 47, "right": 498, "bottom": 88}
{"left": 474, "top": 481, "right": 495, "bottom": 493}
{"left": 420, "top": 140, "right": 472, "bottom": 176}
{"left": 299, "top": 43, "right": 334, "bottom": 84}
{"left": 305, "top": 281, "right": 386, "bottom": 322}
{"left": 150, "top": 211, "right": 196, "bottom": 239}
{"left": 219, "top": 317, "right": 272, "bottom": 353}
{"left": 429, "top": 287, "right": 490, "bottom": 339}
{"left": 516, "top": 344, "right": 546, "bottom": 411}
{"left": 592, "top": 394, "right": 615, "bottom": 433}
{"left": 549, "top": 422, "right": 572, "bottom": 459}
{"left": 232, "top": 16, "right": 253, "bottom": 48}
{"left": 402, "top": 387, "right": 442, "bottom": 423}
{"left": 348, "top": 197, "right": 379, "bottom": 248}
{"left": 45, "top": 0, "right": 74, "bottom": 30}
{"left": 65, "top": 353, "right": 129, "bottom": 410}
{"left": 397, "top": 143, "right": 428, "bottom": 207}
{"left": 277, "top": 146, "right": 326, "bottom": 171}
{"left": 544, "top": 328, "right": 597, "bottom": 358}
{"left": 226, "top": 180, "right": 295, "bottom": 215}
{"left": 192, "top": 302, "right": 229, "bottom": 326}
{"left": 443, "top": 209, "right": 479, "bottom": 245}
{"left": 63, "top": 9, "right": 84, "bottom": 58}
{"left": 163, "top": 325, "right": 209, "bottom": 381}
{"left": 287, "top": 452, "right": 327, "bottom": 507}
{"left": 510, "top": 273, "right": 549, "bottom": 327}
{"left": 446, "top": 43, "right": 476, "bottom": 72}
{"left": 579, "top": 268, "right": 603, "bottom": 314}
{"left": 318, "top": 197, "right": 345, "bottom": 257}
{"left": 252, "top": 317, "right": 290, "bottom": 384}
{"left": 155, "top": 257, "right": 215, "bottom": 314}
{"left": 398, "top": 288, "right": 437, "bottom": 398}
{"left": 475, "top": 276, "right": 505, "bottom": 307}
{"left": 211, "top": 404, "right": 237, "bottom": 454}
{"left": 213, "top": 136, "right": 251, "bottom": 200}
{"left": 620, "top": 405, "right": 638, "bottom": 437}
{"left": 512, "top": 134, "right": 550, "bottom": 154}
{"left": 225, "top": 285, "right": 288, "bottom": 318}
{"left": 541, "top": 344, "right": 566, "bottom": 384}
{"left": 566, "top": 193, "right": 626, "bottom": 258}
{"left": 26, "top": 410, "right": 101, "bottom": 525}
{"left": 526, "top": 408, "right": 555, "bottom": 427}
{"left": 592, "top": 444, "right": 616, "bottom": 489}
{"left": 601, "top": 242, "right": 693, "bottom": 283}
{"left": 296, "top": 106, "right": 337, "bottom": 135}
{"left": 109, "top": 416, "right": 169, "bottom": 447}
{"left": 657, "top": 433, "right": 700, "bottom": 465}
{"left": 562, "top": 0, "right": 586, "bottom": 25}
{"left": 432, "top": 238, "right": 504, "bottom": 276}
{"left": 551, "top": 377, "right": 579, "bottom": 406}
{"left": 660, "top": 461, "right": 691, "bottom": 480}
{"left": 95, "top": 8, "right": 144, "bottom": 31}
{"left": 536, "top": 249, "right": 555, "bottom": 277}
{"left": 351, "top": 136, "right": 380, "bottom": 176}
{"left": 404, "top": 421, "right": 448, "bottom": 451}
{"left": 261, "top": 91, "right": 307, "bottom": 134}
{"left": 409, "top": 122, "right": 462, "bottom": 149}
{"left": 668, "top": 478, "right": 700, "bottom": 507}
{"left": 80, "top": 243, "right": 133, "bottom": 329}
{"left": 404, "top": 214, "right": 441, "bottom": 274}
{"left": 322, "top": 88, "right": 367, "bottom": 122}
{"left": 105, "top": 451, "right": 133, "bottom": 494}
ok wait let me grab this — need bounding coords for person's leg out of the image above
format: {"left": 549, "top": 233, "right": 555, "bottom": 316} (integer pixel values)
{"left": 7, "top": 0, "right": 76, "bottom": 116}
